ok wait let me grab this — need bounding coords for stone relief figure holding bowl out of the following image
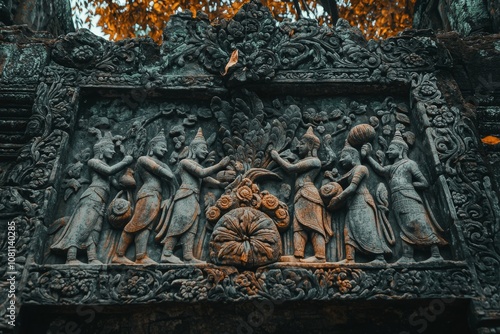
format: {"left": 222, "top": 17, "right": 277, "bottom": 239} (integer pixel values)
{"left": 51, "top": 128, "right": 133, "bottom": 265}
{"left": 325, "top": 142, "right": 392, "bottom": 264}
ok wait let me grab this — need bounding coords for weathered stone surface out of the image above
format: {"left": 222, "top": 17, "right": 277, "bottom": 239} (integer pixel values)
{"left": 414, "top": 0, "right": 494, "bottom": 35}
{"left": 0, "top": 0, "right": 74, "bottom": 36}
{"left": 0, "top": 1, "right": 500, "bottom": 332}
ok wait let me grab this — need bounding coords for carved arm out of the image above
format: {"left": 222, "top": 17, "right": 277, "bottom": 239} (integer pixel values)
{"left": 361, "top": 144, "right": 389, "bottom": 177}
{"left": 182, "top": 156, "right": 230, "bottom": 178}
{"left": 139, "top": 156, "right": 175, "bottom": 179}
{"left": 88, "top": 155, "right": 133, "bottom": 176}
{"left": 270, "top": 150, "right": 320, "bottom": 173}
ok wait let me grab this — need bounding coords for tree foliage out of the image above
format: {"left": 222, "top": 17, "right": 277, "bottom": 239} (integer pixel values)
{"left": 73, "top": 0, "right": 415, "bottom": 43}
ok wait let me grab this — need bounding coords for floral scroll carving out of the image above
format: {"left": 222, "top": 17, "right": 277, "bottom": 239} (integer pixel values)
{"left": 161, "top": 0, "right": 450, "bottom": 84}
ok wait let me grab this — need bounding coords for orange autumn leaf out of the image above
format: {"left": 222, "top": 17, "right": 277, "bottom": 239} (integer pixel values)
{"left": 482, "top": 136, "right": 500, "bottom": 145}
{"left": 222, "top": 49, "right": 239, "bottom": 76}
{"left": 73, "top": 0, "right": 416, "bottom": 43}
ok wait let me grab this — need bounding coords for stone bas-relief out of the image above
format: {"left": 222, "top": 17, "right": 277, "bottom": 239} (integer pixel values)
{"left": 50, "top": 129, "right": 133, "bottom": 264}
{"left": 46, "top": 91, "right": 451, "bottom": 267}
{"left": 271, "top": 127, "right": 332, "bottom": 264}
{"left": 2, "top": 1, "right": 500, "bottom": 331}
{"left": 157, "top": 128, "right": 229, "bottom": 264}
{"left": 112, "top": 129, "right": 175, "bottom": 265}
{"left": 362, "top": 131, "right": 447, "bottom": 263}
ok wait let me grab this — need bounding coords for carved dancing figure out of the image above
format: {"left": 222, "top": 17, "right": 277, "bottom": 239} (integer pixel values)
{"left": 271, "top": 127, "right": 333, "bottom": 263}
{"left": 157, "top": 128, "right": 230, "bottom": 264}
{"left": 51, "top": 130, "right": 133, "bottom": 264}
{"left": 362, "top": 131, "right": 447, "bottom": 263}
{"left": 327, "top": 143, "right": 392, "bottom": 264}
{"left": 112, "top": 129, "right": 175, "bottom": 265}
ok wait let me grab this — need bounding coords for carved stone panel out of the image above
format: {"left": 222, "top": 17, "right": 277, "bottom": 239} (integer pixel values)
{"left": 0, "top": 1, "right": 499, "bottom": 332}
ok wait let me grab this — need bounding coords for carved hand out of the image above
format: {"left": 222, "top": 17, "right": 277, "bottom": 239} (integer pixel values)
{"left": 123, "top": 155, "right": 134, "bottom": 164}
{"left": 327, "top": 195, "right": 343, "bottom": 211}
{"left": 360, "top": 143, "right": 372, "bottom": 159}
{"left": 220, "top": 156, "right": 231, "bottom": 167}
{"left": 270, "top": 150, "right": 279, "bottom": 160}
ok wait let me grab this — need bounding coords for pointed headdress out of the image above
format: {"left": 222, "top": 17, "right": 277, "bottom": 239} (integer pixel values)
{"left": 191, "top": 127, "right": 207, "bottom": 146}
{"left": 93, "top": 130, "right": 114, "bottom": 155}
{"left": 302, "top": 126, "right": 320, "bottom": 149}
{"left": 149, "top": 129, "right": 166, "bottom": 146}
{"left": 390, "top": 130, "right": 408, "bottom": 150}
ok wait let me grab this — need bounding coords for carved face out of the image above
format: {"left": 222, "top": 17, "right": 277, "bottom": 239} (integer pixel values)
{"left": 102, "top": 143, "right": 115, "bottom": 160}
{"left": 152, "top": 141, "right": 168, "bottom": 158}
{"left": 297, "top": 139, "right": 311, "bottom": 157}
{"left": 339, "top": 150, "right": 353, "bottom": 168}
{"left": 194, "top": 143, "right": 208, "bottom": 160}
{"left": 386, "top": 143, "right": 402, "bottom": 160}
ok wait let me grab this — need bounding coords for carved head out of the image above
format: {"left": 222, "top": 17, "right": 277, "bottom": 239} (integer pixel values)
{"left": 387, "top": 131, "right": 408, "bottom": 160}
{"left": 188, "top": 128, "right": 208, "bottom": 160}
{"left": 340, "top": 145, "right": 360, "bottom": 168}
{"left": 93, "top": 132, "right": 115, "bottom": 160}
{"left": 300, "top": 127, "right": 320, "bottom": 157}
{"left": 148, "top": 129, "right": 167, "bottom": 158}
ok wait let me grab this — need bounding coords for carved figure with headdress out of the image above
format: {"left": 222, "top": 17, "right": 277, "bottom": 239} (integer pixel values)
{"left": 156, "top": 128, "right": 230, "bottom": 264}
{"left": 326, "top": 141, "right": 392, "bottom": 263}
{"left": 112, "top": 129, "right": 175, "bottom": 265}
{"left": 362, "top": 131, "right": 447, "bottom": 263}
{"left": 51, "top": 128, "right": 133, "bottom": 264}
{"left": 270, "top": 127, "right": 332, "bottom": 263}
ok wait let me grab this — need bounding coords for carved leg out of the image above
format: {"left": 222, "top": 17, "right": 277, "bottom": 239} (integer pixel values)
{"left": 338, "top": 244, "right": 355, "bottom": 264}
{"left": 422, "top": 244, "right": 444, "bottom": 263}
{"left": 301, "top": 233, "right": 326, "bottom": 263}
{"left": 135, "top": 230, "right": 157, "bottom": 265}
{"left": 369, "top": 253, "right": 386, "bottom": 265}
{"left": 160, "top": 236, "right": 183, "bottom": 264}
{"left": 111, "top": 231, "right": 135, "bottom": 265}
{"left": 183, "top": 232, "right": 205, "bottom": 264}
{"left": 66, "top": 246, "right": 84, "bottom": 265}
{"left": 293, "top": 230, "right": 307, "bottom": 259}
{"left": 87, "top": 243, "right": 103, "bottom": 265}
{"left": 396, "top": 241, "right": 415, "bottom": 263}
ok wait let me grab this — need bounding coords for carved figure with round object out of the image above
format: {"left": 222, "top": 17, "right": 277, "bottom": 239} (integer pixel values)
{"left": 51, "top": 129, "right": 133, "bottom": 265}
{"left": 362, "top": 130, "right": 447, "bottom": 263}
{"left": 112, "top": 129, "right": 175, "bottom": 265}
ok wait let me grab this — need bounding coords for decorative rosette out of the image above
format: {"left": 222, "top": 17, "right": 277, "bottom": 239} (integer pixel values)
{"left": 261, "top": 192, "right": 280, "bottom": 211}
{"left": 209, "top": 208, "right": 282, "bottom": 268}
{"left": 273, "top": 202, "right": 290, "bottom": 232}
{"left": 204, "top": 175, "right": 291, "bottom": 234}
{"left": 216, "top": 194, "right": 234, "bottom": 210}
{"left": 236, "top": 186, "right": 253, "bottom": 204}
{"left": 205, "top": 206, "right": 221, "bottom": 223}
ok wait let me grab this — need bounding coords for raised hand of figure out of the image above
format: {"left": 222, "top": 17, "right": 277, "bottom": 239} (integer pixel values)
{"left": 361, "top": 143, "right": 372, "bottom": 160}
{"left": 220, "top": 156, "right": 231, "bottom": 167}
{"left": 324, "top": 170, "right": 335, "bottom": 181}
{"left": 124, "top": 155, "right": 134, "bottom": 164}
{"left": 270, "top": 150, "right": 280, "bottom": 160}
{"left": 324, "top": 168, "right": 339, "bottom": 181}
